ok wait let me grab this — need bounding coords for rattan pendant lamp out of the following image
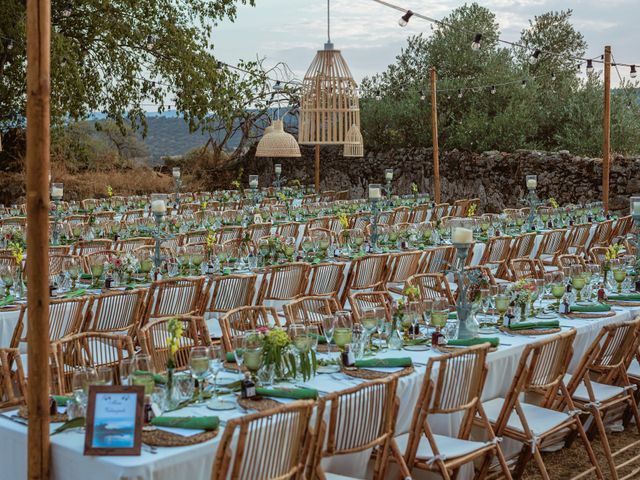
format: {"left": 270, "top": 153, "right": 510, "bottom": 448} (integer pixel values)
{"left": 256, "top": 83, "right": 301, "bottom": 158}
{"left": 299, "top": 0, "right": 362, "bottom": 191}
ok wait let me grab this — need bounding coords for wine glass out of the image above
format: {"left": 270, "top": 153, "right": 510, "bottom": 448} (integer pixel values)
{"left": 494, "top": 294, "right": 510, "bottom": 326}
{"left": 189, "top": 346, "right": 210, "bottom": 404}
{"left": 242, "top": 333, "right": 263, "bottom": 381}
{"left": 72, "top": 367, "right": 97, "bottom": 409}
{"left": 307, "top": 325, "right": 320, "bottom": 356}
{"left": 322, "top": 314, "right": 335, "bottom": 354}
{"left": 232, "top": 334, "right": 246, "bottom": 370}
{"left": 333, "top": 311, "right": 353, "bottom": 351}
{"left": 571, "top": 265, "right": 586, "bottom": 302}
{"left": 0, "top": 265, "right": 14, "bottom": 297}
{"left": 96, "top": 366, "right": 114, "bottom": 386}
{"left": 119, "top": 357, "right": 135, "bottom": 385}
{"left": 89, "top": 254, "right": 106, "bottom": 288}
{"left": 207, "top": 345, "right": 235, "bottom": 411}
{"left": 551, "top": 271, "right": 566, "bottom": 308}
{"left": 131, "top": 354, "right": 155, "bottom": 396}
{"left": 301, "top": 236, "right": 313, "bottom": 260}
{"left": 612, "top": 260, "right": 627, "bottom": 294}
{"left": 360, "top": 307, "right": 383, "bottom": 355}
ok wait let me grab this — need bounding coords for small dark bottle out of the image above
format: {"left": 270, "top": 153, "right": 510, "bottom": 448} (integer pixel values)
{"left": 431, "top": 327, "right": 446, "bottom": 347}
{"left": 566, "top": 282, "right": 573, "bottom": 294}
{"left": 206, "top": 261, "right": 216, "bottom": 276}
{"left": 559, "top": 296, "right": 570, "bottom": 314}
{"left": 241, "top": 372, "right": 256, "bottom": 399}
{"left": 504, "top": 308, "right": 515, "bottom": 328}
{"left": 597, "top": 284, "right": 607, "bottom": 303}
{"left": 104, "top": 273, "right": 113, "bottom": 289}
{"left": 144, "top": 395, "right": 155, "bottom": 424}
{"left": 340, "top": 344, "right": 356, "bottom": 369}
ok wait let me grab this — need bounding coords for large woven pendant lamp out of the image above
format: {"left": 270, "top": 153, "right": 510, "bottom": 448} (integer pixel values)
{"left": 343, "top": 124, "right": 363, "bottom": 157}
{"left": 255, "top": 119, "right": 301, "bottom": 158}
{"left": 299, "top": 0, "right": 362, "bottom": 190}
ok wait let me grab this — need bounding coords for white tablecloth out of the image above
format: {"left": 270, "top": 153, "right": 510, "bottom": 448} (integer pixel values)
{"left": 1, "top": 300, "right": 638, "bottom": 480}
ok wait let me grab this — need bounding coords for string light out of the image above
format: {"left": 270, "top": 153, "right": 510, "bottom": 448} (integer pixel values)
{"left": 551, "top": 72, "right": 556, "bottom": 81}
{"left": 375, "top": 90, "right": 381, "bottom": 100}
{"left": 631, "top": 65, "right": 637, "bottom": 78}
{"left": 420, "top": 90, "right": 425, "bottom": 100}
{"left": 146, "top": 35, "right": 156, "bottom": 50}
{"left": 529, "top": 49, "right": 541, "bottom": 65}
{"left": 490, "top": 85, "right": 496, "bottom": 94}
{"left": 586, "top": 59, "right": 594, "bottom": 74}
{"left": 521, "top": 79, "right": 527, "bottom": 88}
{"left": 457, "top": 89, "right": 463, "bottom": 98}
{"left": 471, "top": 33, "right": 482, "bottom": 51}
{"left": 62, "top": 3, "right": 72, "bottom": 17}
{"left": 398, "top": 10, "right": 413, "bottom": 27}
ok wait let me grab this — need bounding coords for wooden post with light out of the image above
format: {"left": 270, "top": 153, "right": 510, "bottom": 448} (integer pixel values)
{"left": 431, "top": 67, "right": 441, "bottom": 204}
{"left": 603, "top": 45, "right": 611, "bottom": 214}
{"left": 26, "top": 0, "right": 52, "bottom": 478}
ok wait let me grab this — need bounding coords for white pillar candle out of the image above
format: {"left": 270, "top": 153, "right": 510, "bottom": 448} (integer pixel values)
{"left": 452, "top": 227, "right": 473, "bottom": 244}
{"left": 631, "top": 197, "right": 640, "bottom": 215}
{"left": 151, "top": 199, "right": 166, "bottom": 214}
{"left": 249, "top": 179, "right": 258, "bottom": 188}
{"left": 369, "top": 185, "right": 382, "bottom": 200}
{"left": 526, "top": 176, "right": 537, "bottom": 189}
{"left": 51, "top": 186, "right": 63, "bottom": 199}
{"left": 275, "top": 164, "right": 282, "bottom": 175}
{"left": 172, "top": 167, "right": 181, "bottom": 179}
{"left": 385, "top": 169, "right": 393, "bottom": 181}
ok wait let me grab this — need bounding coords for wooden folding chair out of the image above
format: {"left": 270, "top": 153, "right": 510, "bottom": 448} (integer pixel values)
{"left": 430, "top": 203, "right": 451, "bottom": 222}
{"left": 204, "top": 273, "right": 257, "bottom": 319}
{"left": 480, "top": 330, "right": 603, "bottom": 480}
{"left": 393, "top": 344, "right": 511, "bottom": 480}
{"left": 536, "top": 229, "right": 567, "bottom": 267}
{"left": 608, "top": 215, "right": 634, "bottom": 244}
{"left": 564, "top": 320, "right": 640, "bottom": 480}
{"left": 219, "top": 306, "right": 281, "bottom": 352}
{"left": 216, "top": 225, "right": 244, "bottom": 243}
{"left": 138, "top": 315, "right": 211, "bottom": 374}
{"left": 588, "top": 246, "right": 608, "bottom": 266}
{"left": 283, "top": 296, "right": 339, "bottom": 329}
{"left": 51, "top": 332, "right": 135, "bottom": 395}
{"left": 587, "top": 219, "right": 614, "bottom": 251}
{"left": 349, "top": 291, "right": 393, "bottom": 324}
{"left": 246, "top": 223, "right": 272, "bottom": 244}
{"left": 212, "top": 400, "right": 315, "bottom": 480}
{"left": 385, "top": 251, "right": 423, "bottom": 295}
{"left": 0, "top": 348, "right": 26, "bottom": 408}
{"left": 311, "top": 376, "right": 411, "bottom": 479}
{"left": 556, "top": 254, "right": 586, "bottom": 270}
{"left": 418, "top": 246, "right": 455, "bottom": 274}
{"left": 479, "top": 236, "right": 513, "bottom": 279}
{"left": 564, "top": 223, "right": 592, "bottom": 256}
{"left": 306, "top": 262, "right": 345, "bottom": 304}
{"left": 275, "top": 222, "right": 302, "bottom": 240}
{"left": 406, "top": 273, "right": 456, "bottom": 306}
{"left": 410, "top": 204, "right": 431, "bottom": 223}
{"left": 140, "top": 277, "right": 208, "bottom": 327}
{"left": 72, "top": 238, "right": 113, "bottom": 255}
{"left": 257, "top": 262, "right": 310, "bottom": 310}
{"left": 114, "top": 236, "right": 155, "bottom": 252}
{"left": 341, "top": 254, "right": 389, "bottom": 307}
{"left": 82, "top": 289, "right": 147, "bottom": 337}
{"left": 391, "top": 206, "right": 411, "bottom": 224}
{"left": 509, "top": 257, "right": 544, "bottom": 281}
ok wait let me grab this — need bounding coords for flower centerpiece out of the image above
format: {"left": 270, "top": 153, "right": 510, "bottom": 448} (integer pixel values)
{"left": 467, "top": 203, "right": 477, "bottom": 217}
{"left": 7, "top": 242, "right": 25, "bottom": 298}
{"left": 253, "top": 327, "right": 316, "bottom": 381}
{"left": 506, "top": 280, "right": 537, "bottom": 322}
{"left": 603, "top": 244, "right": 622, "bottom": 285}
{"left": 109, "top": 252, "right": 139, "bottom": 284}
{"left": 411, "top": 182, "right": 419, "bottom": 201}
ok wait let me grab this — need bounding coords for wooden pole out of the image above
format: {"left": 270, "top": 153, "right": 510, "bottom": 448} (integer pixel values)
{"left": 430, "top": 67, "right": 441, "bottom": 204}
{"left": 603, "top": 45, "right": 611, "bottom": 214}
{"left": 26, "top": 0, "right": 51, "bottom": 478}
{"left": 314, "top": 144, "right": 320, "bottom": 193}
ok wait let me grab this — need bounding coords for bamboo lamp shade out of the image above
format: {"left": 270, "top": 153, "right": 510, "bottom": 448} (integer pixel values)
{"left": 343, "top": 124, "right": 363, "bottom": 157}
{"left": 255, "top": 119, "right": 301, "bottom": 158}
{"left": 298, "top": 47, "right": 360, "bottom": 145}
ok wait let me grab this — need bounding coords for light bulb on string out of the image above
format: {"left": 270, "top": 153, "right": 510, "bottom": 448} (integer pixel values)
{"left": 631, "top": 65, "right": 637, "bottom": 78}
{"left": 420, "top": 90, "right": 425, "bottom": 101}
{"left": 375, "top": 90, "right": 381, "bottom": 101}
{"left": 146, "top": 35, "right": 156, "bottom": 50}
{"left": 62, "top": 3, "right": 72, "bottom": 17}
{"left": 490, "top": 85, "right": 496, "bottom": 94}
{"left": 471, "top": 33, "right": 482, "bottom": 51}
{"left": 273, "top": 80, "right": 283, "bottom": 92}
{"left": 457, "top": 89, "right": 463, "bottom": 98}
{"left": 551, "top": 72, "right": 556, "bottom": 81}
{"left": 586, "top": 59, "right": 594, "bottom": 74}
{"left": 521, "top": 79, "right": 527, "bottom": 88}
{"left": 576, "top": 63, "right": 581, "bottom": 72}
{"left": 398, "top": 10, "right": 413, "bottom": 27}
{"left": 446, "top": 95, "right": 451, "bottom": 100}
{"left": 529, "top": 49, "right": 541, "bottom": 65}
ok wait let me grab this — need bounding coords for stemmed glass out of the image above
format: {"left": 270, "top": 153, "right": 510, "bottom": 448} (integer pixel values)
{"left": 119, "top": 357, "right": 135, "bottom": 385}
{"left": 242, "top": 332, "right": 263, "bottom": 381}
{"left": 0, "top": 265, "right": 14, "bottom": 297}
{"left": 360, "top": 307, "right": 384, "bottom": 355}
{"left": 72, "top": 367, "right": 98, "bottom": 410}
{"left": 131, "top": 354, "right": 155, "bottom": 396}
{"left": 612, "top": 259, "right": 627, "bottom": 294}
{"left": 232, "top": 334, "right": 246, "bottom": 370}
{"left": 321, "top": 314, "right": 335, "bottom": 355}
{"left": 551, "top": 271, "right": 566, "bottom": 308}
{"left": 534, "top": 278, "right": 545, "bottom": 310}
{"left": 64, "top": 258, "right": 80, "bottom": 291}
{"left": 190, "top": 346, "right": 210, "bottom": 404}
{"left": 207, "top": 345, "right": 235, "bottom": 411}
{"left": 89, "top": 254, "right": 106, "bottom": 288}
{"left": 333, "top": 311, "right": 353, "bottom": 351}
{"left": 571, "top": 265, "right": 586, "bottom": 302}
{"left": 431, "top": 297, "right": 449, "bottom": 340}
{"left": 301, "top": 236, "right": 313, "bottom": 260}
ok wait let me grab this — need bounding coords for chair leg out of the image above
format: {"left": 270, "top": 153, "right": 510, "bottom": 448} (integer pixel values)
{"left": 627, "top": 395, "right": 640, "bottom": 435}
{"left": 388, "top": 440, "right": 412, "bottom": 480}
{"left": 591, "top": 408, "right": 619, "bottom": 480}
{"left": 511, "top": 445, "right": 533, "bottom": 479}
{"left": 575, "top": 419, "right": 605, "bottom": 480}
{"left": 532, "top": 448, "right": 551, "bottom": 480}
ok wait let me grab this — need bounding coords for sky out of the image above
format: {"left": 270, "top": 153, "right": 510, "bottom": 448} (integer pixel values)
{"left": 211, "top": 0, "right": 640, "bottom": 87}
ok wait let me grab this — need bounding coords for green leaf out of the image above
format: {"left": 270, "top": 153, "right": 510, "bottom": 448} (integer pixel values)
{"left": 52, "top": 417, "right": 85, "bottom": 435}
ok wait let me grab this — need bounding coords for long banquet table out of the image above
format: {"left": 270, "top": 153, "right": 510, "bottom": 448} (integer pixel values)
{"left": 1, "top": 299, "right": 638, "bottom": 480}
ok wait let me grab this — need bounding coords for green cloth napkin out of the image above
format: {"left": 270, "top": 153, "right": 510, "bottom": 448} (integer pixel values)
{"left": 354, "top": 357, "right": 412, "bottom": 368}
{"left": 0, "top": 295, "right": 15, "bottom": 307}
{"left": 404, "top": 337, "right": 430, "bottom": 346}
{"left": 225, "top": 352, "right": 236, "bottom": 363}
{"left": 570, "top": 303, "right": 611, "bottom": 313}
{"left": 448, "top": 312, "right": 457, "bottom": 319}
{"left": 447, "top": 337, "right": 499, "bottom": 348}
{"left": 508, "top": 320, "right": 560, "bottom": 331}
{"left": 607, "top": 294, "right": 640, "bottom": 301}
{"left": 151, "top": 416, "right": 219, "bottom": 431}
{"left": 256, "top": 387, "right": 318, "bottom": 400}
{"left": 63, "top": 289, "right": 86, "bottom": 298}
{"left": 80, "top": 273, "right": 92, "bottom": 280}
{"left": 133, "top": 370, "right": 167, "bottom": 385}
{"left": 52, "top": 395, "right": 70, "bottom": 406}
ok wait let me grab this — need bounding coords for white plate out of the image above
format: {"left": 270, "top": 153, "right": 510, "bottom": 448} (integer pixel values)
{"left": 317, "top": 365, "right": 341, "bottom": 374}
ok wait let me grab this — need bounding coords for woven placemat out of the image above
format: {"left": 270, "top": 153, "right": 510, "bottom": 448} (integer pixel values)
{"left": 317, "top": 344, "right": 336, "bottom": 353}
{"left": 18, "top": 406, "right": 68, "bottom": 423}
{"left": 142, "top": 427, "right": 218, "bottom": 447}
{"left": 435, "top": 344, "right": 498, "bottom": 353}
{"left": 606, "top": 300, "right": 640, "bottom": 307}
{"left": 342, "top": 365, "right": 414, "bottom": 380}
{"left": 568, "top": 311, "right": 616, "bottom": 319}
{"left": 224, "top": 362, "right": 240, "bottom": 371}
{"left": 500, "top": 326, "right": 561, "bottom": 336}
{"left": 237, "top": 396, "right": 282, "bottom": 412}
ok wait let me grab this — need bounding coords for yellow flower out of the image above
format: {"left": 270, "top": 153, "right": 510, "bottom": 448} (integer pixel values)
{"left": 106, "top": 185, "right": 113, "bottom": 198}
{"left": 467, "top": 204, "right": 477, "bottom": 217}
{"left": 206, "top": 230, "right": 216, "bottom": 250}
{"left": 605, "top": 244, "right": 622, "bottom": 261}
{"left": 8, "top": 242, "right": 23, "bottom": 265}
{"left": 403, "top": 286, "right": 420, "bottom": 300}
{"left": 548, "top": 197, "right": 559, "bottom": 209}
{"left": 411, "top": 183, "right": 418, "bottom": 194}
{"left": 338, "top": 212, "right": 349, "bottom": 230}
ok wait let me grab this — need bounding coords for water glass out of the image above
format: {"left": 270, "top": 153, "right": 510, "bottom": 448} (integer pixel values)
{"left": 190, "top": 346, "right": 210, "bottom": 404}
{"left": 119, "top": 357, "right": 135, "bottom": 385}
{"left": 257, "top": 364, "right": 275, "bottom": 387}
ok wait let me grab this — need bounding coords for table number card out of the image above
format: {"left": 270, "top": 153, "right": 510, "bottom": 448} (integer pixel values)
{"left": 84, "top": 385, "right": 144, "bottom": 456}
